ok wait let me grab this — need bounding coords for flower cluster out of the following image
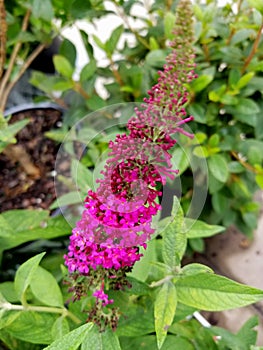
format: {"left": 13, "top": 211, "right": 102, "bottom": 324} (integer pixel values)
{"left": 64, "top": 0, "right": 196, "bottom": 329}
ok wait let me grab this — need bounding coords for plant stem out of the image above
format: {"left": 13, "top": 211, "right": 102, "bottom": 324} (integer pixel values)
{"left": 73, "top": 81, "right": 90, "bottom": 99}
{"left": 2, "top": 301, "right": 82, "bottom": 324}
{"left": 0, "top": 9, "right": 31, "bottom": 112}
{"left": 0, "top": 0, "right": 7, "bottom": 79}
{"left": 109, "top": 57, "right": 123, "bottom": 86}
{"left": 231, "top": 151, "right": 259, "bottom": 174}
{"left": 242, "top": 22, "right": 263, "bottom": 74}
{"left": 0, "top": 43, "right": 47, "bottom": 113}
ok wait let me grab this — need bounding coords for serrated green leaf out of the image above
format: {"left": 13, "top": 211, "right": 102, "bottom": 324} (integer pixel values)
{"left": 185, "top": 218, "right": 225, "bottom": 238}
{"left": 14, "top": 252, "right": 46, "bottom": 302}
{"left": 30, "top": 266, "right": 63, "bottom": 307}
{"left": 154, "top": 282, "right": 177, "bottom": 349}
{"left": 53, "top": 55, "right": 74, "bottom": 79}
{"left": 176, "top": 273, "right": 263, "bottom": 311}
{"left": 43, "top": 323, "right": 93, "bottom": 349}
{"left": 208, "top": 154, "right": 229, "bottom": 183}
{"left": 162, "top": 197, "right": 186, "bottom": 266}
{"left": 81, "top": 326, "right": 121, "bottom": 350}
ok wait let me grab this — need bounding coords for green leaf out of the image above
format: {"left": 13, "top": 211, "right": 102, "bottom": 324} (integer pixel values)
{"left": 106, "top": 25, "right": 124, "bottom": 55}
{"left": 30, "top": 266, "right": 63, "bottom": 307}
{"left": 164, "top": 12, "right": 176, "bottom": 40}
{"left": 43, "top": 323, "right": 93, "bottom": 349}
{"left": 116, "top": 303, "right": 155, "bottom": 337}
{"left": 92, "top": 34, "right": 105, "bottom": 50}
{"left": 14, "top": 252, "right": 46, "bottom": 302}
{"left": 53, "top": 55, "right": 74, "bottom": 79}
{"left": 154, "top": 282, "right": 177, "bottom": 349}
{"left": 71, "top": 159, "right": 93, "bottom": 193}
{"left": 129, "top": 240, "right": 157, "bottom": 282}
{"left": 51, "top": 317, "right": 70, "bottom": 341}
{"left": 59, "top": 39, "right": 77, "bottom": 67}
{"left": 80, "top": 60, "right": 97, "bottom": 82}
{"left": 86, "top": 95, "right": 106, "bottom": 111}
{"left": 171, "top": 148, "right": 189, "bottom": 175}
{"left": 162, "top": 197, "right": 186, "bottom": 265}
{"left": 231, "top": 29, "right": 256, "bottom": 45}
{"left": 235, "top": 98, "right": 260, "bottom": 115}
{"left": 190, "top": 75, "right": 213, "bottom": 93}
{"left": 0, "top": 308, "right": 20, "bottom": 331}
{"left": 181, "top": 263, "right": 213, "bottom": 276}
{"left": 81, "top": 326, "right": 121, "bottom": 350}
{"left": 193, "top": 146, "right": 209, "bottom": 158}
{"left": 248, "top": 0, "right": 263, "bottom": 14}
{"left": 188, "top": 237, "right": 205, "bottom": 253}
{"left": 0, "top": 119, "right": 29, "bottom": 152}
{"left": 236, "top": 72, "right": 255, "bottom": 89}
{"left": 5, "top": 311, "right": 56, "bottom": 344}
{"left": 256, "top": 173, "right": 263, "bottom": 189}
{"left": 50, "top": 191, "right": 83, "bottom": 210}
{"left": 0, "top": 282, "right": 19, "bottom": 303}
{"left": 32, "top": 0, "right": 54, "bottom": 21}
{"left": 185, "top": 218, "right": 225, "bottom": 238}
{"left": 176, "top": 273, "right": 263, "bottom": 311}
{"left": 208, "top": 154, "right": 229, "bottom": 183}
{"left": 0, "top": 211, "right": 71, "bottom": 252}
{"left": 236, "top": 316, "right": 258, "bottom": 347}
{"left": 146, "top": 50, "right": 168, "bottom": 68}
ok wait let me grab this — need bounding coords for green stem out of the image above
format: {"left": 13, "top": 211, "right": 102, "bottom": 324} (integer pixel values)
{"left": 2, "top": 301, "right": 82, "bottom": 324}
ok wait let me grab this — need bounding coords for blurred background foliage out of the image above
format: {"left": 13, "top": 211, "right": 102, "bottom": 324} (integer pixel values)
{"left": 27, "top": 0, "right": 263, "bottom": 242}
{"left": 1, "top": 0, "right": 263, "bottom": 259}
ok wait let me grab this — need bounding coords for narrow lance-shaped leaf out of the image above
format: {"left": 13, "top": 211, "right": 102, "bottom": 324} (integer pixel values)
{"left": 162, "top": 197, "right": 186, "bottom": 267}
{"left": 43, "top": 323, "right": 93, "bottom": 350}
{"left": 176, "top": 273, "right": 263, "bottom": 311}
{"left": 185, "top": 218, "right": 225, "bottom": 238}
{"left": 154, "top": 282, "right": 177, "bottom": 350}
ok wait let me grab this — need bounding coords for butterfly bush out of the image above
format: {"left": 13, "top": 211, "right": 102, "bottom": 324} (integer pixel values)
{"left": 64, "top": 0, "right": 196, "bottom": 330}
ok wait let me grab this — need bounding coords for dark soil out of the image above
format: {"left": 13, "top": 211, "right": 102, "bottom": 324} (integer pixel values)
{"left": 0, "top": 108, "right": 62, "bottom": 213}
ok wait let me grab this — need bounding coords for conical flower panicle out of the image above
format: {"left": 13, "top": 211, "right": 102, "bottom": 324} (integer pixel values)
{"left": 64, "top": 0, "right": 196, "bottom": 330}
